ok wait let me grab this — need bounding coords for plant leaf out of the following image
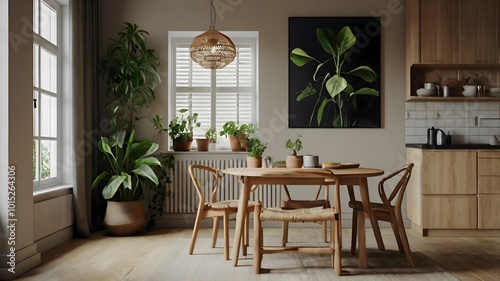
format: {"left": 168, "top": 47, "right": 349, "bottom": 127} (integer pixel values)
{"left": 290, "top": 48, "right": 314, "bottom": 66}
{"left": 109, "top": 130, "right": 126, "bottom": 148}
{"left": 336, "top": 26, "right": 356, "bottom": 56}
{"left": 133, "top": 164, "right": 159, "bottom": 185}
{"left": 317, "top": 28, "right": 336, "bottom": 56}
{"left": 325, "top": 75, "right": 348, "bottom": 98}
{"left": 296, "top": 84, "right": 317, "bottom": 101}
{"left": 351, "top": 87, "right": 380, "bottom": 97}
{"left": 135, "top": 156, "right": 161, "bottom": 166}
{"left": 102, "top": 175, "right": 126, "bottom": 200}
{"left": 345, "top": 66, "right": 377, "bottom": 82}
{"left": 316, "top": 98, "right": 329, "bottom": 126}
{"left": 91, "top": 171, "right": 110, "bottom": 189}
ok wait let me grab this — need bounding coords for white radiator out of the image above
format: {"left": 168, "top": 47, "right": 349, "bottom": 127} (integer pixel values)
{"left": 165, "top": 152, "right": 281, "bottom": 214}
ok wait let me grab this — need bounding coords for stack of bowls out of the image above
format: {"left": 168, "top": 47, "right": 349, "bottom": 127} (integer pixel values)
{"left": 416, "top": 83, "right": 436, "bottom": 96}
{"left": 462, "top": 85, "right": 477, "bottom": 97}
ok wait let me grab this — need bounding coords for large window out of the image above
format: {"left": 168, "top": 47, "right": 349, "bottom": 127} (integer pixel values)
{"left": 169, "top": 31, "right": 258, "bottom": 149}
{"left": 33, "top": 0, "right": 61, "bottom": 187}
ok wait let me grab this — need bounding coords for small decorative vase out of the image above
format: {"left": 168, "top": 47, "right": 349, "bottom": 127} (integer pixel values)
{"left": 247, "top": 156, "right": 262, "bottom": 168}
{"left": 285, "top": 155, "right": 303, "bottom": 168}
{"left": 103, "top": 200, "right": 145, "bottom": 236}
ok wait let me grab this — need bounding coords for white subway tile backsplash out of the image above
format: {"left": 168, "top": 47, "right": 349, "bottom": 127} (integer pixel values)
{"left": 405, "top": 101, "right": 500, "bottom": 144}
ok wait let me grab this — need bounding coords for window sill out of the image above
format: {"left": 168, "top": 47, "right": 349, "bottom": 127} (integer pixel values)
{"left": 34, "top": 185, "right": 72, "bottom": 203}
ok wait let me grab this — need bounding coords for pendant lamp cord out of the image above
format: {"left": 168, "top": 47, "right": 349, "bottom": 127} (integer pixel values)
{"left": 209, "top": 0, "right": 216, "bottom": 29}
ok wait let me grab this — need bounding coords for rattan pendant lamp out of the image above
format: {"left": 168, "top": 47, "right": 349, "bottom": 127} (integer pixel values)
{"left": 190, "top": 0, "right": 236, "bottom": 69}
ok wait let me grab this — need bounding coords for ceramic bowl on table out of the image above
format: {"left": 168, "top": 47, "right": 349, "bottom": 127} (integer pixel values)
{"left": 462, "top": 91, "right": 476, "bottom": 97}
{"left": 489, "top": 88, "right": 500, "bottom": 97}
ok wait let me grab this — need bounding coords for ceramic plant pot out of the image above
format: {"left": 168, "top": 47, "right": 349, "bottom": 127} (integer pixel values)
{"left": 247, "top": 156, "right": 262, "bottom": 168}
{"left": 285, "top": 155, "right": 303, "bottom": 168}
{"left": 196, "top": 138, "right": 209, "bottom": 151}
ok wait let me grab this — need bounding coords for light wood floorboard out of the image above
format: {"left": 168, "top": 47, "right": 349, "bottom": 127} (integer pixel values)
{"left": 15, "top": 227, "right": 500, "bottom": 281}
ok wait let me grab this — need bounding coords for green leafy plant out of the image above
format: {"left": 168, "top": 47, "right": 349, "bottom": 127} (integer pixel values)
{"left": 290, "top": 26, "right": 379, "bottom": 127}
{"left": 99, "top": 22, "right": 161, "bottom": 134}
{"left": 285, "top": 134, "right": 303, "bottom": 156}
{"left": 247, "top": 137, "right": 268, "bottom": 158}
{"left": 219, "top": 121, "right": 256, "bottom": 137}
{"left": 168, "top": 109, "right": 201, "bottom": 143}
{"left": 205, "top": 127, "right": 218, "bottom": 143}
{"left": 146, "top": 153, "right": 175, "bottom": 229}
{"left": 92, "top": 129, "right": 161, "bottom": 202}
{"left": 136, "top": 114, "right": 168, "bottom": 141}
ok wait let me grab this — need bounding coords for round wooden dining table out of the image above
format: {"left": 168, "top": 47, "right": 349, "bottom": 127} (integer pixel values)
{"left": 221, "top": 167, "right": 384, "bottom": 271}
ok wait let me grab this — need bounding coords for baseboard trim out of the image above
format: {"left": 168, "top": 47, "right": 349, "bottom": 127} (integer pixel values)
{"left": 0, "top": 243, "right": 40, "bottom": 280}
{"left": 35, "top": 226, "right": 73, "bottom": 253}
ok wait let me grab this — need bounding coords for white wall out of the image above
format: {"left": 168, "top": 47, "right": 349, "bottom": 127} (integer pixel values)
{"left": 97, "top": 0, "right": 408, "bottom": 215}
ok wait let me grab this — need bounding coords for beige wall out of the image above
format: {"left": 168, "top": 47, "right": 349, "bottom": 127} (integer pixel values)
{"left": 98, "top": 0, "right": 407, "bottom": 209}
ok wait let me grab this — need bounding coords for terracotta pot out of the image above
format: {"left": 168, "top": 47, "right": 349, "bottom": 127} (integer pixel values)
{"left": 239, "top": 135, "right": 249, "bottom": 151}
{"left": 286, "top": 155, "right": 304, "bottom": 168}
{"left": 247, "top": 156, "right": 262, "bottom": 168}
{"left": 104, "top": 200, "right": 145, "bottom": 236}
{"left": 229, "top": 136, "right": 242, "bottom": 151}
{"left": 196, "top": 138, "right": 209, "bottom": 151}
{"left": 173, "top": 137, "right": 193, "bottom": 151}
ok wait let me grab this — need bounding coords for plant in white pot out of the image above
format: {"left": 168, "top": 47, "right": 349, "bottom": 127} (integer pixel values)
{"left": 247, "top": 137, "right": 268, "bottom": 168}
{"left": 92, "top": 130, "right": 161, "bottom": 235}
{"left": 285, "top": 134, "right": 303, "bottom": 168}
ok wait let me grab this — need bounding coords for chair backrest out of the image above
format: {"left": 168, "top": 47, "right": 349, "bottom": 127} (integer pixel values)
{"left": 188, "top": 164, "right": 223, "bottom": 205}
{"left": 378, "top": 163, "right": 414, "bottom": 209}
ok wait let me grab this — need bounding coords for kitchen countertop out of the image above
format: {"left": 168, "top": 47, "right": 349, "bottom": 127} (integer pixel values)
{"left": 406, "top": 143, "right": 500, "bottom": 150}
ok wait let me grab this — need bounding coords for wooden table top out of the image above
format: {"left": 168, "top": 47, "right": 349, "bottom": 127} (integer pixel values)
{"left": 221, "top": 167, "right": 384, "bottom": 178}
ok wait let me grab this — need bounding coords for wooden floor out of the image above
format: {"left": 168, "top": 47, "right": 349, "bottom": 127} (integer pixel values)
{"left": 15, "top": 227, "right": 500, "bottom": 281}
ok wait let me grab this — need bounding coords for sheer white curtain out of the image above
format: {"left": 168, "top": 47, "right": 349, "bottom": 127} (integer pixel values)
{"left": 68, "top": 0, "right": 97, "bottom": 237}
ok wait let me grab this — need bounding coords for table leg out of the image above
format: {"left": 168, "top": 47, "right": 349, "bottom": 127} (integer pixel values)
{"left": 358, "top": 177, "right": 372, "bottom": 269}
{"left": 231, "top": 177, "right": 251, "bottom": 267}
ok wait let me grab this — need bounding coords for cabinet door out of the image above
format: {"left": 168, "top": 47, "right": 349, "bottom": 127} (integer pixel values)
{"left": 459, "top": 0, "right": 498, "bottom": 63}
{"left": 422, "top": 196, "right": 477, "bottom": 229}
{"left": 421, "top": 151, "right": 477, "bottom": 195}
{"left": 420, "top": 0, "right": 459, "bottom": 63}
{"left": 478, "top": 195, "right": 500, "bottom": 229}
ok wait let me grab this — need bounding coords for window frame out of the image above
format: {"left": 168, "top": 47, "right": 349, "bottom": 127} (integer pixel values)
{"left": 168, "top": 31, "right": 259, "bottom": 150}
{"left": 33, "top": 0, "right": 62, "bottom": 189}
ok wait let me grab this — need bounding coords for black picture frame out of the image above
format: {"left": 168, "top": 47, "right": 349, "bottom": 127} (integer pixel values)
{"left": 288, "top": 17, "right": 381, "bottom": 128}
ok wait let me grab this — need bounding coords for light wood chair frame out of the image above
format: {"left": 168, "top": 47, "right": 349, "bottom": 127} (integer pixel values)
{"left": 349, "top": 163, "right": 415, "bottom": 267}
{"left": 253, "top": 201, "right": 342, "bottom": 275}
{"left": 280, "top": 184, "right": 330, "bottom": 246}
{"left": 188, "top": 164, "right": 255, "bottom": 260}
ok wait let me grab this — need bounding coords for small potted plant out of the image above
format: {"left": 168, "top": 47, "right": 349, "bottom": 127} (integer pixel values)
{"left": 168, "top": 109, "right": 201, "bottom": 151}
{"left": 285, "top": 134, "right": 303, "bottom": 168}
{"left": 195, "top": 127, "right": 217, "bottom": 151}
{"left": 246, "top": 137, "right": 268, "bottom": 168}
{"left": 219, "top": 121, "right": 256, "bottom": 151}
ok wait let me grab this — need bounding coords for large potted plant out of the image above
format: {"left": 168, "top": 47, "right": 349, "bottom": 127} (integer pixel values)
{"left": 285, "top": 134, "right": 303, "bottom": 168}
{"left": 168, "top": 108, "right": 201, "bottom": 151}
{"left": 92, "top": 130, "right": 161, "bottom": 235}
{"left": 96, "top": 22, "right": 161, "bottom": 234}
{"left": 219, "top": 121, "right": 256, "bottom": 151}
{"left": 246, "top": 137, "right": 268, "bottom": 168}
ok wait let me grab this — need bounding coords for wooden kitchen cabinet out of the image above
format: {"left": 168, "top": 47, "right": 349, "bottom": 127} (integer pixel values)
{"left": 407, "top": 148, "right": 480, "bottom": 235}
{"left": 459, "top": 0, "right": 498, "bottom": 64}
{"left": 420, "top": 0, "right": 459, "bottom": 63}
{"left": 405, "top": 0, "right": 500, "bottom": 100}
{"left": 478, "top": 151, "right": 500, "bottom": 229}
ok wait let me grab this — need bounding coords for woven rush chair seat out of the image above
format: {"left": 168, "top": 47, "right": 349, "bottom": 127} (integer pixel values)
{"left": 253, "top": 201, "right": 342, "bottom": 275}
{"left": 260, "top": 207, "right": 335, "bottom": 222}
{"left": 207, "top": 200, "right": 245, "bottom": 209}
